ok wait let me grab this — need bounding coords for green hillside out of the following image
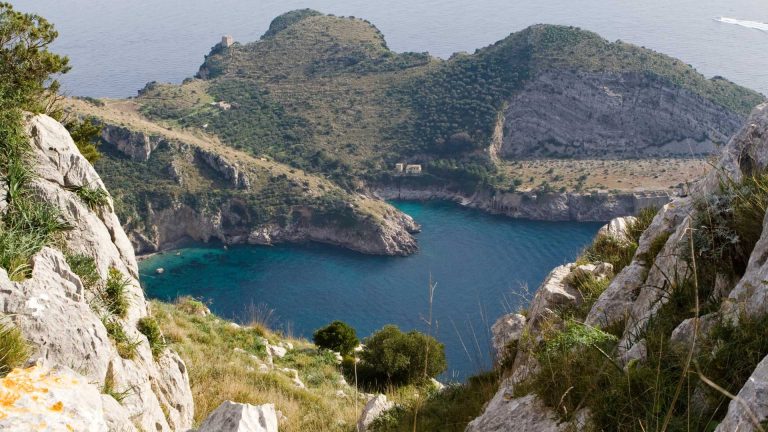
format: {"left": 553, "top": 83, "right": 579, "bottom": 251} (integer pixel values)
{"left": 128, "top": 11, "right": 764, "bottom": 192}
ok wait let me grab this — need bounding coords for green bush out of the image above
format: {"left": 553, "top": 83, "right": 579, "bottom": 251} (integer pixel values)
{"left": 0, "top": 318, "right": 29, "bottom": 377}
{"left": 312, "top": 320, "right": 359, "bottom": 356}
{"left": 137, "top": 316, "right": 165, "bottom": 358}
{"left": 355, "top": 325, "right": 446, "bottom": 388}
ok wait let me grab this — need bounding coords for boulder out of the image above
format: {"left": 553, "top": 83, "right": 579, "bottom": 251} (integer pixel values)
{"left": 466, "top": 392, "right": 565, "bottom": 432}
{"left": 0, "top": 366, "right": 111, "bottom": 431}
{"left": 715, "top": 353, "right": 768, "bottom": 431}
{"left": 491, "top": 313, "right": 526, "bottom": 361}
{"left": 268, "top": 344, "right": 288, "bottom": 359}
{"left": 669, "top": 313, "right": 719, "bottom": 354}
{"left": 527, "top": 265, "right": 580, "bottom": 326}
{"left": 597, "top": 216, "right": 637, "bottom": 243}
{"left": 357, "top": 394, "right": 394, "bottom": 431}
{"left": 197, "top": 400, "right": 278, "bottom": 432}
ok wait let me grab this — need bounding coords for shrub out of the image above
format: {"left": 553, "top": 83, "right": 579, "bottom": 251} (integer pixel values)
{"left": 312, "top": 320, "right": 358, "bottom": 356}
{"left": 138, "top": 317, "right": 165, "bottom": 358}
{"left": 355, "top": 325, "right": 446, "bottom": 387}
{"left": 0, "top": 318, "right": 29, "bottom": 377}
{"left": 104, "top": 268, "right": 131, "bottom": 318}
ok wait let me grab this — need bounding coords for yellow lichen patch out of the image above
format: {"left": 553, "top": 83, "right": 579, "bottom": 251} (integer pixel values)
{"left": 0, "top": 365, "right": 88, "bottom": 429}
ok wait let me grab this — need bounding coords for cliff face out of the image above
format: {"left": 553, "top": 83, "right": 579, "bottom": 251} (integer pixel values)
{"left": 0, "top": 115, "right": 194, "bottom": 430}
{"left": 87, "top": 114, "right": 419, "bottom": 257}
{"left": 472, "top": 103, "right": 768, "bottom": 431}
{"left": 375, "top": 185, "right": 672, "bottom": 222}
{"left": 500, "top": 70, "right": 743, "bottom": 158}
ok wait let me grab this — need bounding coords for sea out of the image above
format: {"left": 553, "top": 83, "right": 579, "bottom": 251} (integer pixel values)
{"left": 140, "top": 201, "right": 602, "bottom": 379}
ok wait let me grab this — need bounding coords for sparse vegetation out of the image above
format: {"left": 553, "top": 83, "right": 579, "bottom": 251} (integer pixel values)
{"left": 138, "top": 316, "right": 165, "bottom": 358}
{"left": 65, "top": 252, "right": 100, "bottom": 289}
{"left": 64, "top": 117, "right": 102, "bottom": 164}
{"left": 103, "top": 317, "right": 139, "bottom": 359}
{"left": 370, "top": 371, "right": 500, "bottom": 432}
{"left": 70, "top": 184, "right": 110, "bottom": 210}
{"left": 103, "top": 268, "right": 131, "bottom": 318}
{"left": 0, "top": 317, "right": 29, "bottom": 377}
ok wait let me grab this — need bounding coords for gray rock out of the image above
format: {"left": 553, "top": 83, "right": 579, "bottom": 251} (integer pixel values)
{"left": 197, "top": 400, "right": 278, "bottom": 432}
{"left": 358, "top": 394, "right": 394, "bottom": 431}
{"left": 7, "top": 115, "right": 195, "bottom": 431}
{"left": 669, "top": 313, "right": 719, "bottom": 354}
{"left": 500, "top": 69, "right": 742, "bottom": 159}
{"left": 715, "top": 354, "right": 768, "bottom": 432}
{"left": 466, "top": 391, "right": 565, "bottom": 432}
{"left": 619, "top": 339, "right": 647, "bottom": 369}
{"left": 491, "top": 313, "right": 526, "bottom": 361}
{"left": 597, "top": 216, "right": 638, "bottom": 243}
{"left": 0, "top": 366, "right": 110, "bottom": 431}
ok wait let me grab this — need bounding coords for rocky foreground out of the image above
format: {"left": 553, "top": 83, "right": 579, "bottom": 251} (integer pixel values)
{"left": 468, "top": 103, "right": 768, "bottom": 430}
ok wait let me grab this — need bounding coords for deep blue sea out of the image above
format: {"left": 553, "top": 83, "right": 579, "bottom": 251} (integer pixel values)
{"left": 139, "top": 201, "right": 601, "bottom": 380}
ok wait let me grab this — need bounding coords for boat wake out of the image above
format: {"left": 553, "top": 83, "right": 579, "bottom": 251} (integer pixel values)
{"left": 715, "top": 17, "right": 768, "bottom": 32}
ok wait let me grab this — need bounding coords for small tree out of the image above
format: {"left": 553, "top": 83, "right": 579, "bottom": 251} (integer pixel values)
{"left": 358, "top": 324, "right": 446, "bottom": 386}
{"left": 313, "top": 320, "right": 359, "bottom": 356}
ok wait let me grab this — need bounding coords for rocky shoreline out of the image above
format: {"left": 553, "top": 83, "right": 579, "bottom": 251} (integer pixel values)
{"left": 373, "top": 184, "right": 674, "bottom": 222}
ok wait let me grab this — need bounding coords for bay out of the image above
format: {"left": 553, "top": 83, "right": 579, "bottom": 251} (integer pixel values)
{"left": 140, "top": 201, "right": 602, "bottom": 379}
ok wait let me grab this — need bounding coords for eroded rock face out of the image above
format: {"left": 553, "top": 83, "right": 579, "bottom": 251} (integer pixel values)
{"left": 491, "top": 313, "right": 526, "bottom": 361}
{"left": 101, "top": 123, "right": 163, "bottom": 161}
{"left": 197, "top": 401, "right": 278, "bottom": 432}
{"left": 500, "top": 70, "right": 743, "bottom": 158}
{"left": 715, "top": 353, "right": 768, "bottom": 431}
{"left": 374, "top": 185, "right": 672, "bottom": 222}
{"left": 466, "top": 392, "right": 565, "bottom": 432}
{"left": 0, "top": 115, "right": 194, "bottom": 431}
{"left": 358, "top": 394, "right": 394, "bottom": 432}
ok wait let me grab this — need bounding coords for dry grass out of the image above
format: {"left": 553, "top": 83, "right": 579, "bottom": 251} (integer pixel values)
{"left": 152, "top": 298, "right": 361, "bottom": 431}
{"left": 505, "top": 158, "right": 712, "bottom": 192}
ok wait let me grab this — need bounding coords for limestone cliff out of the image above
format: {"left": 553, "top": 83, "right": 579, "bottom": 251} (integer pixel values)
{"left": 375, "top": 184, "right": 672, "bottom": 222}
{"left": 0, "top": 115, "right": 194, "bottom": 430}
{"left": 64, "top": 99, "right": 420, "bottom": 257}
{"left": 499, "top": 70, "right": 743, "bottom": 158}
{"left": 472, "top": 103, "right": 768, "bottom": 430}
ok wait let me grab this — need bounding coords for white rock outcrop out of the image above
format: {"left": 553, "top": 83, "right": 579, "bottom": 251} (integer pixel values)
{"left": 490, "top": 313, "right": 526, "bottom": 361}
{"left": 466, "top": 393, "right": 565, "bottom": 432}
{"left": 197, "top": 401, "right": 278, "bottom": 432}
{"left": 0, "top": 366, "right": 114, "bottom": 432}
{"left": 357, "top": 394, "right": 394, "bottom": 431}
{"left": 0, "top": 115, "right": 194, "bottom": 431}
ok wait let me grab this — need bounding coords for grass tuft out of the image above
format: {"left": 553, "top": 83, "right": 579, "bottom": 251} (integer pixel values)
{"left": 0, "top": 318, "right": 29, "bottom": 377}
{"left": 137, "top": 316, "right": 166, "bottom": 358}
{"left": 103, "top": 268, "right": 131, "bottom": 318}
{"left": 102, "top": 317, "right": 139, "bottom": 359}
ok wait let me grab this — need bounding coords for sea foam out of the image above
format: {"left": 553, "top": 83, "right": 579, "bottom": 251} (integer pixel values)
{"left": 716, "top": 17, "right": 768, "bottom": 32}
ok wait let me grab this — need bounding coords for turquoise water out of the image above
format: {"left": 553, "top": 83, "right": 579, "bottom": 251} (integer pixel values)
{"left": 140, "top": 201, "right": 601, "bottom": 380}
